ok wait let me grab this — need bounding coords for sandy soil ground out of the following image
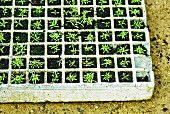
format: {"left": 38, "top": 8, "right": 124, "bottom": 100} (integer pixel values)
{"left": 0, "top": 0, "right": 170, "bottom": 113}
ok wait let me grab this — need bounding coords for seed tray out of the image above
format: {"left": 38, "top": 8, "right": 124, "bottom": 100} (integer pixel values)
{"left": 0, "top": 0, "right": 154, "bottom": 102}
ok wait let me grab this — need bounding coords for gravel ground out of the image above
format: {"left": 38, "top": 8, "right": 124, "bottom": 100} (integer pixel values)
{"left": 0, "top": 0, "right": 170, "bottom": 113}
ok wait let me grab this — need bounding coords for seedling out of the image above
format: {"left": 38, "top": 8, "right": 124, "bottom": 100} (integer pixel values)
{"left": 29, "top": 59, "right": 44, "bottom": 69}
{"left": 100, "top": 44, "right": 111, "bottom": 54}
{"left": 102, "top": 72, "right": 112, "bottom": 82}
{"left": 129, "top": 8, "right": 140, "bottom": 17}
{"left": 33, "top": 7, "right": 44, "bottom": 16}
{"left": 30, "top": 32, "right": 42, "bottom": 42}
{"left": 66, "top": 73, "right": 77, "bottom": 83}
{"left": 49, "top": 44, "right": 61, "bottom": 54}
{"left": 130, "top": 0, "right": 141, "bottom": 5}
{"left": 117, "top": 31, "right": 128, "bottom": 39}
{"left": 134, "top": 45, "right": 146, "bottom": 55}
{"left": 51, "top": 71, "right": 60, "bottom": 83}
{"left": 102, "top": 21, "right": 110, "bottom": 28}
{"left": 11, "top": 73, "right": 25, "bottom": 84}
{"left": 49, "top": 20, "right": 60, "bottom": 29}
{"left": 13, "top": 44, "right": 27, "bottom": 55}
{"left": 119, "top": 72, "right": 133, "bottom": 82}
{"left": 18, "top": 8, "right": 28, "bottom": 17}
{"left": 81, "top": 0, "right": 90, "bottom": 4}
{"left": 117, "top": 45, "right": 129, "bottom": 54}
{"left": 133, "top": 32, "right": 143, "bottom": 40}
{"left": 100, "top": 31, "right": 110, "bottom": 41}
{"left": 82, "top": 58, "right": 94, "bottom": 67}
{"left": 101, "top": 58, "right": 113, "bottom": 68}
{"left": 12, "top": 58, "right": 24, "bottom": 69}
{"left": 0, "top": 32, "right": 5, "bottom": 43}
{"left": 0, "top": 73, "right": 7, "bottom": 84}
{"left": 0, "top": 20, "right": 7, "bottom": 28}
{"left": 83, "top": 72, "right": 96, "bottom": 83}
{"left": 69, "top": 44, "right": 79, "bottom": 55}
{"left": 31, "top": 20, "right": 42, "bottom": 30}
{"left": 66, "top": 32, "right": 79, "bottom": 42}
{"left": 118, "top": 19, "right": 126, "bottom": 28}
{"left": 29, "top": 72, "right": 40, "bottom": 84}
{"left": 83, "top": 44, "right": 93, "bottom": 52}
{"left": 131, "top": 20, "right": 144, "bottom": 29}
{"left": 119, "top": 57, "right": 131, "bottom": 68}
{"left": 114, "top": 8, "right": 124, "bottom": 17}
{"left": 113, "top": 0, "right": 123, "bottom": 6}
{"left": 49, "top": 32, "right": 62, "bottom": 42}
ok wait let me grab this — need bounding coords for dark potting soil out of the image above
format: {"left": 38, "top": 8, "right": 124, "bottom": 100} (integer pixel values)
{"left": 47, "top": 58, "right": 62, "bottom": 69}
{"left": 47, "top": 32, "right": 62, "bottom": 42}
{"left": 129, "top": 7, "right": 143, "bottom": 17}
{"left": 48, "top": 8, "right": 61, "bottom": 17}
{"left": 47, "top": 44, "right": 62, "bottom": 55}
{"left": 116, "top": 44, "right": 131, "bottom": 54}
{"left": 97, "top": 7, "right": 110, "bottom": 17}
{"left": 64, "top": 32, "right": 79, "bottom": 42}
{"left": 98, "top": 31, "right": 112, "bottom": 42}
{"left": 83, "top": 71, "right": 97, "bottom": 83}
{"left": 130, "top": 20, "right": 145, "bottom": 29}
{"left": 80, "top": 0, "right": 93, "bottom": 5}
{"left": 0, "top": 8, "right": 12, "bottom": 18}
{"left": 96, "top": 0, "right": 109, "bottom": 5}
{"left": 128, "top": 0, "right": 141, "bottom": 5}
{"left": 82, "top": 44, "right": 96, "bottom": 55}
{"left": 114, "top": 19, "right": 128, "bottom": 29}
{"left": 133, "top": 44, "right": 147, "bottom": 55}
{"left": 31, "top": 20, "right": 45, "bottom": 30}
{"left": 80, "top": 7, "right": 94, "bottom": 17}
{"left": 48, "top": 0, "right": 61, "bottom": 5}
{"left": 29, "top": 58, "right": 44, "bottom": 69}
{"left": 65, "top": 58, "right": 79, "bottom": 68}
{"left": 12, "top": 58, "right": 26, "bottom": 69}
{"left": 117, "top": 57, "right": 132, "bottom": 68}
{"left": 132, "top": 32, "right": 145, "bottom": 41}
{"left": 0, "top": 1, "right": 12, "bottom": 6}
{"left": 113, "top": 7, "right": 127, "bottom": 17}
{"left": 48, "top": 20, "right": 61, "bottom": 30}
{"left": 97, "top": 19, "right": 111, "bottom": 29}
{"left": 118, "top": 71, "right": 133, "bottom": 82}
{"left": 0, "top": 45, "right": 9, "bottom": 55}
{"left": 82, "top": 57, "right": 97, "bottom": 68}
{"left": 31, "top": 8, "right": 45, "bottom": 17}
{"left": 11, "top": 72, "right": 26, "bottom": 84}
{"left": 29, "top": 72, "right": 44, "bottom": 84}
{"left": 30, "top": 32, "right": 44, "bottom": 42}
{"left": 0, "top": 59, "right": 9, "bottom": 69}
{"left": 112, "top": 0, "right": 125, "bottom": 5}
{"left": 47, "top": 72, "right": 62, "bottom": 83}
{"left": 0, "top": 20, "right": 11, "bottom": 30}
{"left": 65, "top": 44, "right": 79, "bottom": 55}
{"left": 115, "top": 31, "right": 129, "bottom": 41}
{"left": 100, "top": 57, "right": 115, "bottom": 68}
{"left": 30, "top": 45, "right": 44, "bottom": 55}
{"left": 30, "top": 0, "right": 45, "bottom": 6}
{"left": 14, "top": 8, "right": 28, "bottom": 17}
{"left": 0, "top": 73, "right": 8, "bottom": 84}
{"left": 13, "top": 32, "right": 28, "bottom": 43}
{"left": 99, "top": 44, "right": 115, "bottom": 55}
{"left": 81, "top": 32, "right": 95, "bottom": 42}
{"left": 14, "top": 20, "right": 28, "bottom": 30}
{"left": 101, "top": 71, "right": 115, "bottom": 82}
{"left": 65, "top": 71, "right": 80, "bottom": 83}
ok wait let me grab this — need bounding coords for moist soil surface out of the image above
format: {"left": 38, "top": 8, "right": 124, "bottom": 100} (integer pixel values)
{"left": 0, "top": 0, "right": 170, "bottom": 113}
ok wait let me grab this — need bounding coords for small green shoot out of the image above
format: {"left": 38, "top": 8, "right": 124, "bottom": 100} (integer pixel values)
{"left": 12, "top": 58, "right": 24, "bottom": 69}
{"left": 0, "top": 73, "right": 7, "bottom": 84}
{"left": 117, "top": 45, "right": 129, "bottom": 54}
{"left": 29, "top": 59, "right": 44, "bottom": 69}
{"left": 29, "top": 72, "right": 40, "bottom": 84}
{"left": 83, "top": 72, "right": 96, "bottom": 83}
{"left": 11, "top": 73, "right": 25, "bottom": 84}
{"left": 66, "top": 73, "right": 77, "bottom": 82}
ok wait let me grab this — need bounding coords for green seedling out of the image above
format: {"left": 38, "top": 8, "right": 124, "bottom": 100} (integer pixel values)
{"left": 66, "top": 73, "right": 77, "bottom": 82}
{"left": 82, "top": 17, "right": 93, "bottom": 26}
{"left": 98, "top": 0, "right": 107, "bottom": 5}
{"left": 49, "top": 0, "right": 57, "bottom": 3}
{"left": 68, "top": 60, "right": 76, "bottom": 67}
{"left": 117, "top": 31, "right": 128, "bottom": 39}
{"left": 66, "top": 32, "right": 79, "bottom": 42}
{"left": 85, "top": 33, "right": 95, "bottom": 42}
{"left": 101, "top": 31, "right": 110, "bottom": 40}
{"left": 0, "top": 73, "right": 7, "bottom": 84}
{"left": 114, "top": 8, "right": 124, "bottom": 17}
{"left": 17, "top": 0, "right": 26, "bottom": 5}
{"left": 14, "top": 20, "right": 23, "bottom": 27}
{"left": 14, "top": 44, "right": 27, "bottom": 55}
{"left": 69, "top": 44, "right": 79, "bottom": 55}
{"left": 131, "top": 20, "right": 144, "bottom": 29}
{"left": 29, "top": 59, "right": 44, "bottom": 69}
{"left": 33, "top": 7, "right": 44, "bottom": 16}
{"left": 118, "top": 19, "right": 126, "bottom": 28}
{"left": 84, "top": 44, "right": 93, "bottom": 52}
{"left": 131, "top": 0, "right": 141, "bottom": 4}
{"left": 1, "top": 0, "right": 12, "bottom": 3}
{"left": 81, "top": 0, "right": 90, "bottom": 4}
{"left": 32, "top": 20, "right": 42, "bottom": 30}
{"left": 134, "top": 45, "right": 146, "bottom": 55}
{"left": 12, "top": 58, "right": 24, "bottom": 69}
{"left": 83, "top": 72, "right": 96, "bottom": 83}
{"left": 51, "top": 72, "right": 60, "bottom": 83}
{"left": 117, "top": 45, "right": 129, "bottom": 54}
{"left": 120, "top": 72, "right": 132, "bottom": 82}
{"left": 0, "top": 46, "right": 5, "bottom": 53}
{"left": 133, "top": 33, "right": 143, "bottom": 39}
{"left": 119, "top": 57, "right": 131, "bottom": 67}
{"left": 31, "top": 32, "right": 42, "bottom": 42}
{"left": 11, "top": 73, "right": 25, "bottom": 84}
{"left": 101, "top": 58, "right": 113, "bottom": 67}
{"left": 65, "top": 0, "right": 76, "bottom": 5}
{"left": 102, "top": 72, "right": 112, "bottom": 82}
{"left": 0, "top": 32, "right": 5, "bottom": 43}
{"left": 18, "top": 8, "right": 28, "bottom": 17}
{"left": 57, "top": 59, "right": 62, "bottom": 67}
{"left": 102, "top": 21, "right": 110, "bottom": 28}
{"left": 99, "top": 7, "right": 105, "bottom": 12}
{"left": 49, "top": 20, "right": 60, "bottom": 29}
{"left": 81, "top": 10, "right": 91, "bottom": 18}
{"left": 29, "top": 72, "right": 40, "bottom": 84}
{"left": 67, "top": 19, "right": 79, "bottom": 28}
{"left": 100, "top": 44, "right": 112, "bottom": 54}
{"left": 82, "top": 58, "right": 94, "bottom": 67}
{"left": 49, "top": 44, "right": 60, "bottom": 54}
{"left": 129, "top": 8, "right": 140, "bottom": 17}
{"left": 113, "top": 0, "right": 123, "bottom": 6}
{"left": 49, "top": 32, "right": 62, "bottom": 42}
{"left": 50, "top": 8, "right": 60, "bottom": 15}
{"left": 0, "top": 20, "right": 8, "bottom": 28}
